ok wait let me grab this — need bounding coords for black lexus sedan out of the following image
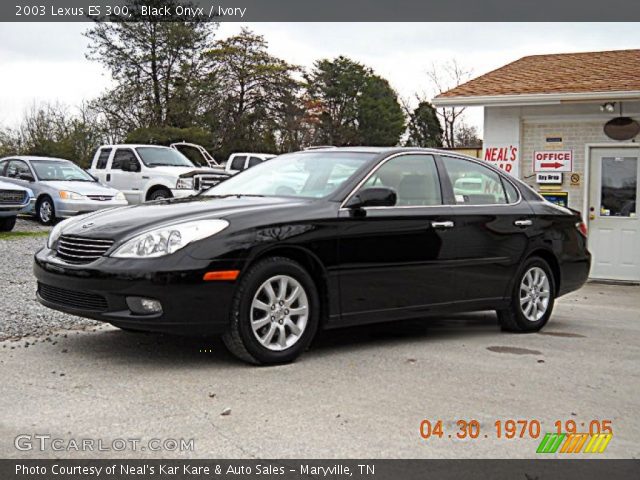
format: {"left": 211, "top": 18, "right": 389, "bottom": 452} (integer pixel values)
{"left": 34, "top": 148, "right": 591, "bottom": 364}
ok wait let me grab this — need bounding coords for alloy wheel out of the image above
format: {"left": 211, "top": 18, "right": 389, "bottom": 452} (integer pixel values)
{"left": 40, "top": 201, "right": 52, "bottom": 223}
{"left": 250, "top": 274, "right": 309, "bottom": 351}
{"left": 519, "top": 266, "right": 550, "bottom": 322}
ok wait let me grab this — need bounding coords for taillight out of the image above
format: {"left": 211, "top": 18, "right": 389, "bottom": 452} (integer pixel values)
{"left": 576, "top": 221, "right": 588, "bottom": 237}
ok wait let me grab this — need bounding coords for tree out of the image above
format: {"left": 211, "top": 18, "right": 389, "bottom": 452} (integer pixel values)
{"left": 0, "top": 102, "right": 105, "bottom": 167}
{"left": 202, "top": 28, "right": 301, "bottom": 158}
{"left": 357, "top": 76, "right": 405, "bottom": 146}
{"left": 427, "top": 59, "right": 472, "bottom": 148}
{"left": 454, "top": 122, "right": 482, "bottom": 147}
{"left": 404, "top": 101, "right": 443, "bottom": 147}
{"left": 85, "top": 0, "right": 216, "bottom": 129}
{"left": 306, "top": 56, "right": 404, "bottom": 146}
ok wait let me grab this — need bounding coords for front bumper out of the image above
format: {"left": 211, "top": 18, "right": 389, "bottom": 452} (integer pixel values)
{"left": 34, "top": 248, "right": 241, "bottom": 335}
{"left": 54, "top": 199, "right": 129, "bottom": 219}
{"left": 0, "top": 200, "right": 33, "bottom": 216}
{"left": 170, "top": 189, "right": 198, "bottom": 199}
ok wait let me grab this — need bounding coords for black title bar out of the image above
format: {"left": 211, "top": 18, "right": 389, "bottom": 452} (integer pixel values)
{"left": 3, "top": 0, "right": 640, "bottom": 22}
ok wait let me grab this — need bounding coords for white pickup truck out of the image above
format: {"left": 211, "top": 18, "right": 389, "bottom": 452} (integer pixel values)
{"left": 88, "top": 144, "right": 230, "bottom": 203}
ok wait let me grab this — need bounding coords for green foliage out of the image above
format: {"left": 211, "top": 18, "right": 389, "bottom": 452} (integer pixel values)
{"left": 405, "top": 101, "right": 443, "bottom": 148}
{"left": 306, "top": 56, "right": 405, "bottom": 146}
{"left": 125, "top": 126, "right": 213, "bottom": 149}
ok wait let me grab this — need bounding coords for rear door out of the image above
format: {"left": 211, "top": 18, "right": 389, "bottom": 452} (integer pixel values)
{"left": 437, "top": 155, "right": 533, "bottom": 302}
{"left": 337, "top": 153, "right": 456, "bottom": 325}
{"left": 91, "top": 148, "right": 112, "bottom": 183}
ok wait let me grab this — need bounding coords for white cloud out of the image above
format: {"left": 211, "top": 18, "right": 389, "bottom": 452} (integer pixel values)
{"left": 1, "top": 22, "right": 639, "bottom": 135}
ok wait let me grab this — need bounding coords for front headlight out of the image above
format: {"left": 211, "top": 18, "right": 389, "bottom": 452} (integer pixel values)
{"left": 46, "top": 217, "right": 75, "bottom": 249}
{"left": 110, "top": 219, "right": 229, "bottom": 258}
{"left": 114, "top": 191, "right": 126, "bottom": 201}
{"left": 59, "top": 191, "right": 85, "bottom": 200}
{"left": 176, "top": 178, "right": 194, "bottom": 190}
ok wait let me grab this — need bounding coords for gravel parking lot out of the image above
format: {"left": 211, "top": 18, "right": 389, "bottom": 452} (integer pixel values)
{"left": 1, "top": 218, "right": 639, "bottom": 459}
{"left": 0, "top": 218, "right": 98, "bottom": 340}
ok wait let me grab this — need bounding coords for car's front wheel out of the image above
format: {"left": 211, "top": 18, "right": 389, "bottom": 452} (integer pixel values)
{"left": 37, "top": 196, "right": 56, "bottom": 225}
{"left": 497, "top": 256, "right": 555, "bottom": 333}
{"left": 222, "top": 257, "right": 319, "bottom": 365}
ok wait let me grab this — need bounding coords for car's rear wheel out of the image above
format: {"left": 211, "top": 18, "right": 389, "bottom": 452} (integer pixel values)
{"left": 37, "top": 196, "right": 56, "bottom": 225}
{"left": 0, "top": 216, "right": 17, "bottom": 232}
{"left": 497, "top": 256, "right": 555, "bottom": 333}
{"left": 222, "top": 256, "right": 319, "bottom": 365}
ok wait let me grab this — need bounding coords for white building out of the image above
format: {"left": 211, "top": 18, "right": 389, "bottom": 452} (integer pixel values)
{"left": 433, "top": 49, "right": 640, "bottom": 282}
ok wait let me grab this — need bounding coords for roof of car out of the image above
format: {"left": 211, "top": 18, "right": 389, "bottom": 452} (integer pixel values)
{"left": 100, "top": 144, "right": 171, "bottom": 149}
{"left": 298, "top": 146, "right": 460, "bottom": 156}
{"left": 0, "top": 155, "right": 72, "bottom": 162}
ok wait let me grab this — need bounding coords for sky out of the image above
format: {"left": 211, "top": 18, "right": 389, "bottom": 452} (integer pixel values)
{"left": 1, "top": 22, "right": 639, "bottom": 135}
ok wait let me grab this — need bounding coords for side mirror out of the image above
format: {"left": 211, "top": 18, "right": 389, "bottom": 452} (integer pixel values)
{"left": 344, "top": 187, "right": 397, "bottom": 209}
{"left": 17, "top": 173, "right": 35, "bottom": 182}
{"left": 125, "top": 160, "right": 141, "bottom": 172}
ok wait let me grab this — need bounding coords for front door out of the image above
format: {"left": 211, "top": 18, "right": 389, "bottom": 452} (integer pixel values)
{"left": 588, "top": 147, "right": 640, "bottom": 281}
{"left": 109, "top": 148, "right": 143, "bottom": 204}
{"left": 337, "top": 153, "right": 456, "bottom": 325}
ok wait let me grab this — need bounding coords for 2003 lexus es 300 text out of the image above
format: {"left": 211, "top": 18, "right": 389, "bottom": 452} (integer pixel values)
{"left": 34, "top": 148, "right": 590, "bottom": 364}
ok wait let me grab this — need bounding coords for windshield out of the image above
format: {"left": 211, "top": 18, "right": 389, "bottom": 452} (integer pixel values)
{"left": 203, "top": 152, "right": 375, "bottom": 198}
{"left": 136, "top": 147, "right": 194, "bottom": 168}
{"left": 31, "top": 160, "right": 95, "bottom": 182}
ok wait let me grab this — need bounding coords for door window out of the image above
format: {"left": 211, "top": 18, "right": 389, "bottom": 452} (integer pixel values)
{"left": 95, "top": 148, "right": 111, "bottom": 169}
{"left": 363, "top": 154, "right": 441, "bottom": 206}
{"left": 600, "top": 157, "right": 637, "bottom": 217}
{"left": 230, "top": 155, "right": 247, "bottom": 171}
{"left": 111, "top": 149, "right": 138, "bottom": 170}
{"left": 441, "top": 157, "right": 507, "bottom": 205}
{"left": 6, "top": 160, "right": 31, "bottom": 179}
{"left": 247, "top": 156, "right": 263, "bottom": 168}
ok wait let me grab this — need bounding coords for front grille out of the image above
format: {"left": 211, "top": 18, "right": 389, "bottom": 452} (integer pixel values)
{"left": 38, "top": 283, "right": 108, "bottom": 312}
{"left": 0, "top": 189, "right": 27, "bottom": 204}
{"left": 194, "top": 174, "right": 227, "bottom": 190}
{"left": 87, "top": 195, "right": 114, "bottom": 201}
{"left": 55, "top": 235, "right": 114, "bottom": 264}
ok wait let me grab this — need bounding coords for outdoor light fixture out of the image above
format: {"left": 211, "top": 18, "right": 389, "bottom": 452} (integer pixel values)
{"left": 600, "top": 102, "right": 616, "bottom": 113}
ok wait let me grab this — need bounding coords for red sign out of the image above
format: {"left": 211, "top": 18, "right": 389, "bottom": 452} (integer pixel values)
{"left": 534, "top": 150, "right": 573, "bottom": 172}
{"left": 483, "top": 145, "right": 519, "bottom": 175}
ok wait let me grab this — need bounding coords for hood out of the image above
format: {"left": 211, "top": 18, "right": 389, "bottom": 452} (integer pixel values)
{"left": 60, "top": 195, "right": 310, "bottom": 240}
{"left": 43, "top": 181, "right": 120, "bottom": 196}
{"left": 146, "top": 166, "right": 228, "bottom": 177}
{"left": 0, "top": 179, "right": 30, "bottom": 192}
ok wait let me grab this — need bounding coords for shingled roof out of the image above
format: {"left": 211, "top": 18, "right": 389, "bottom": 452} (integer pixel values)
{"left": 432, "top": 49, "right": 640, "bottom": 106}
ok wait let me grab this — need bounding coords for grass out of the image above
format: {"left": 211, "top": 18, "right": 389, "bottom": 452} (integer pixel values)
{"left": 0, "top": 230, "right": 49, "bottom": 241}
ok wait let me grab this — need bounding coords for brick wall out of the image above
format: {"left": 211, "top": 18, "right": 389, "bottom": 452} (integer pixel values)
{"left": 521, "top": 121, "right": 625, "bottom": 214}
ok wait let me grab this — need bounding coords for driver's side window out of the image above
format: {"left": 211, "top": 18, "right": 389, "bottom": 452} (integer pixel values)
{"left": 112, "top": 149, "right": 138, "bottom": 171}
{"left": 363, "top": 154, "right": 442, "bottom": 206}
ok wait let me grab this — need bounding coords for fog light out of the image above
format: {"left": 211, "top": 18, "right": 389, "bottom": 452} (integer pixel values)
{"left": 126, "top": 296, "right": 163, "bottom": 315}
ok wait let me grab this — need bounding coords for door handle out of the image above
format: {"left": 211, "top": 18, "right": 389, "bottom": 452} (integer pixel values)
{"left": 106, "top": 174, "right": 111, "bottom": 182}
{"left": 432, "top": 220, "right": 454, "bottom": 229}
{"left": 514, "top": 219, "right": 532, "bottom": 227}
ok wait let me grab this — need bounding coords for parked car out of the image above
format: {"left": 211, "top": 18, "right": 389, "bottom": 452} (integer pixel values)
{"left": 88, "top": 145, "right": 230, "bottom": 204}
{"left": 0, "top": 156, "right": 128, "bottom": 225}
{"left": 0, "top": 179, "right": 33, "bottom": 231}
{"left": 225, "top": 153, "right": 276, "bottom": 175}
{"left": 34, "top": 147, "right": 591, "bottom": 364}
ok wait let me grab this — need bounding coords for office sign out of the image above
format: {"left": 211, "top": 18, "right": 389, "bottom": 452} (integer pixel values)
{"left": 534, "top": 150, "right": 573, "bottom": 172}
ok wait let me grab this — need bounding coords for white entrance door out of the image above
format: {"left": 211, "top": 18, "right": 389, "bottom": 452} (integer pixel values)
{"left": 588, "top": 147, "right": 640, "bottom": 281}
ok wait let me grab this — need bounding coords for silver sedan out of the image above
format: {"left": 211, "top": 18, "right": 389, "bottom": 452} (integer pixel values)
{"left": 0, "top": 156, "right": 128, "bottom": 225}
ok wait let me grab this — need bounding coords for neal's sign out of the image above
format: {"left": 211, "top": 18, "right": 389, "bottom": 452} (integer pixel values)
{"left": 483, "top": 144, "right": 519, "bottom": 177}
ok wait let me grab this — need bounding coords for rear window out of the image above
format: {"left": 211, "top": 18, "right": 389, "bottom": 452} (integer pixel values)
{"left": 95, "top": 148, "right": 111, "bottom": 169}
{"left": 230, "top": 156, "right": 247, "bottom": 171}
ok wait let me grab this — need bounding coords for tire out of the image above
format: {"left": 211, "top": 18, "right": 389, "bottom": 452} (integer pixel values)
{"left": 0, "top": 216, "right": 17, "bottom": 232}
{"left": 497, "top": 256, "right": 555, "bottom": 333}
{"left": 222, "top": 256, "right": 320, "bottom": 365}
{"left": 37, "top": 196, "right": 56, "bottom": 225}
{"left": 147, "top": 188, "right": 172, "bottom": 201}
